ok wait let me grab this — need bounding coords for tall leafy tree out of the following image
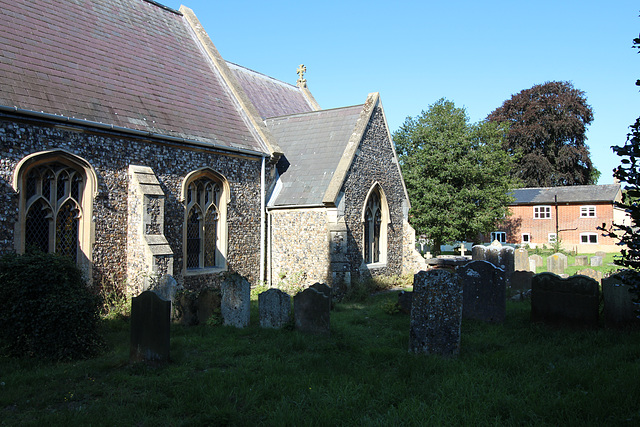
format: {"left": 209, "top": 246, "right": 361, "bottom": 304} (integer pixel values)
{"left": 487, "top": 81, "right": 598, "bottom": 187}
{"left": 394, "top": 98, "right": 517, "bottom": 254}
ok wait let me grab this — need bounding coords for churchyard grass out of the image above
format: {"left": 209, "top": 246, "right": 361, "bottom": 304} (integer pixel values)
{"left": 1, "top": 291, "right": 639, "bottom": 425}
{"left": 535, "top": 251, "right": 620, "bottom": 276}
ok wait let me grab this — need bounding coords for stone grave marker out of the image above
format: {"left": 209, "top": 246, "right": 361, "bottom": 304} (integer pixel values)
{"left": 529, "top": 258, "right": 537, "bottom": 273}
{"left": 458, "top": 260, "right": 506, "bottom": 323}
{"left": 174, "top": 291, "right": 197, "bottom": 326}
{"left": 594, "top": 251, "right": 606, "bottom": 259}
{"left": 590, "top": 256, "right": 603, "bottom": 267}
{"left": 514, "top": 248, "right": 529, "bottom": 271}
{"left": 259, "top": 288, "right": 291, "bottom": 329}
{"left": 221, "top": 273, "right": 251, "bottom": 328}
{"left": 529, "top": 254, "right": 543, "bottom": 269}
{"left": 130, "top": 290, "right": 171, "bottom": 363}
{"left": 409, "top": 269, "right": 463, "bottom": 357}
{"left": 531, "top": 272, "right": 600, "bottom": 328}
{"left": 511, "top": 270, "right": 534, "bottom": 294}
{"left": 602, "top": 270, "right": 640, "bottom": 327}
{"left": 196, "top": 288, "right": 222, "bottom": 325}
{"left": 150, "top": 274, "right": 178, "bottom": 302}
{"left": 574, "top": 255, "right": 588, "bottom": 266}
{"left": 472, "top": 245, "right": 486, "bottom": 261}
{"left": 294, "top": 287, "right": 331, "bottom": 334}
{"left": 398, "top": 291, "right": 413, "bottom": 314}
{"left": 547, "top": 253, "right": 566, "bottom": 275}
{"left": 576, "top": 268, "right": 603, "bottom": 284}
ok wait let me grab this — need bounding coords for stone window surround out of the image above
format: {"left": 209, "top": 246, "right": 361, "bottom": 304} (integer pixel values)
{"left": 534, "top": 205, "right": 552, "bottom": 219}
{"left": 12, "top": 149, "right": 97, "bottom": 279}
{"left": 180, "top": 168, "right": 230, "bottom": 276}
{"left": 361, "top": 183, "right": 389, "bottom": 268}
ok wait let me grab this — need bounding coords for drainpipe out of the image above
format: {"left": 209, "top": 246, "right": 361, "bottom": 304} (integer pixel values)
{"left": 260, "top": 156, "right": 266, "bottom": 284}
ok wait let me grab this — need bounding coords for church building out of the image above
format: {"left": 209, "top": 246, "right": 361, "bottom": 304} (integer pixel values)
{"left": 0, "top": 0, "right": 423, "bottom": 295}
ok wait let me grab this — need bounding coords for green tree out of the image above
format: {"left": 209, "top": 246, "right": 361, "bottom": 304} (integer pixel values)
{"left": 394, "top": 98, "right": 518, "bottom": 254}
{"left": 487, "top": 81, "right": 599, "bottom": 187}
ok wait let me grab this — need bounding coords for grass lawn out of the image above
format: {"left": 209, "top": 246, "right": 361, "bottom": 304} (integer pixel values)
{"left": 1, "top": 291, "right": 639, "bottom": 426}
{"left": 534, "top": 251, "right": 622, "bottom": 276}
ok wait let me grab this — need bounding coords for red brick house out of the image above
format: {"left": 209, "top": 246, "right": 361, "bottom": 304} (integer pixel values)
{"left": 496, "top": 184, "right": 628, "bottom": 253}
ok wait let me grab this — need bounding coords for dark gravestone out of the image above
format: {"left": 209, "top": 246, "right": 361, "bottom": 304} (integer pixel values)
{"left": 602, "top": 270, "right": 640, "bottom": 327}
{"left": 221, "top": 273, "right": 251, "bottom": 328}
{"left": 531, "top": 272, "right": 599, "bottom": 328}
{"left": 409, "top": 269, "right": 463, "bottom": 357}
{"left": 309, "top": 282, "right": 333, "bottom": 309}
{"left": 174, "top": 292, "right": 198, "bottom": 326}
{"left": 398, "top": 290, "right": 413, "bottom": 314}
{"left": 459, "top": 260, "right": 506, "bottom": 323}
{"left": 259, "top": 288, "right": 291, "bottom": 329}
{"left": 294, "top": 287, "right": 331, "bottom": 334}
{"left": 196, "top": 288, "right": 222, "bottom": 325}
{"left": 511, "top": 270, "right": 534, "bottom": 294}
{"left": 130, "top": 291, "right": 171, "bottom": 363}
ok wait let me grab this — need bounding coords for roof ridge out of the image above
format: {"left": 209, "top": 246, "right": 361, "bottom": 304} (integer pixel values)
{"left": 142, "top": 0, "right": 182, "bottom": 15}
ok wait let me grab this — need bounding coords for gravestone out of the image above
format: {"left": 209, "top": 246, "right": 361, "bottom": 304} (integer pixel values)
{"left": 485, "top": 241, "right": 502, "bottom": 267}
{"left": 594, "top": 251, "right": 606, "bottom": 259}
{"left": 576, "top": 268, "right": 603, "bottom": 284}
{"left": 514, "top": 248, "right": 529, "bottom": 271}
{"left": 529, "top": 254, "right": 543, "bottom": 269}
{"left": 294, "top": 287, "right": 331, "bottom": 334}
{"left": 151, "top": 274, "right": 178, "bottom": 302}
{"left": 574, "top": 255, "right": 588, "bottom": 266}
{"left": 174, "top": 291, "right": 197, "bottom": 325}
{"left": 221, "top": 273, "right": 251, "bottom": 328}
{"left": 398, "top": 291, "right": 413, "bottom": 314}
{"left": 196, "top": 288, "right": 222, "bottom": 325}
{"left": 473, "top": 242, "right": 514, "bottom": 284}
{"left": 547, "top": 253, "right": 566, "bottom": 275}
{"left": 409, "top": 269, "right": 463, "bottom": 357}
{"left": 511, "top": 270, "right": 534, "bottom": 294}
{"left": 259, "top": 288, "right": 291, "bottom": 329}
{"left": 309, "top": 282, "right": 332, "bottom": 308}
{"left": 602, "top": 270, "right": 640, "bottom": 327}
{"left": 590, "top": 256, "right": 603, "bottom": 267}
{"left": 130, "top": 291, "right": 171, "bottom": 363}
{"left": 458, "top": 261, "right": 506, "bottom": 323}
{"left": 471, "top": 245, "right": 486, "bottom": 261}
{"left": 529, "top": 258, "right": 537, "bottom": 273}
{"left": 531, "top": 272, "right": 600, "bottom": 328}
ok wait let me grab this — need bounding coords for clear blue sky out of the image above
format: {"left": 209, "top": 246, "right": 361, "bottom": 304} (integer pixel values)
{"left": 167, "top": 0, "right": 639, "bottom": 185}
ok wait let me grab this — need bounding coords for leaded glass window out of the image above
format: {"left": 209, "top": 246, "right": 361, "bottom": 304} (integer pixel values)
{"left": 185, "top": 176, "right": 221, "bottom": 269}
{"left": 364, "top": 190, "right": 382, "bottom": 264}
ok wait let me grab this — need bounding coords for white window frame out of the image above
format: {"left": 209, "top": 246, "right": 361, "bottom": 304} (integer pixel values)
{"left": 521, "top": 233, "right": 531, "bottom": 244}
{"left": 491, "top": 231, "right": 506, "bottom": 243}
{"left": 548, "top": 233, "right": 557, "bottom": 243}
{"left": 580, "top": 233, "right": 598, "bottom": 244}
{"left": 534, "top": 205, "right": 552, "bottom": 219}
{"left": 580, "top": 206, "right": 596, "bottom": 218}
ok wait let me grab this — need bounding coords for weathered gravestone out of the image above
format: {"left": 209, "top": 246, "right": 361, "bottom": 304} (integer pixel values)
{"left": 590, "top": 256, "right": 603, "bottom": 267}
{"left": 221, "top": 273, "right": 251, "bottom": 328}
{"left": 398, "top": 290, "right": 413, "bottom": 314}
{"left": 602, "top": 270, "right": 640, "bottom": 327}
{"left": 458, "top": 260, "right": 505, "bottom": 323}
{"left": 472, "top": 242, "right": 514, "bottom": 284}
{"left": 531, "top": 272, "right": 600, "bottom": 328}
{"left": 574, "top": 255, "right": 589, "bottom": 266}
{"left": 514, "top": 248, "right": 529, "bottom": 272}
{"left": 294, "top": 287, "right": 331, "bottom": 334}
{"left": 309, "top": 282, "right": 333, "bottom": 309}
{"left": 546, "top": 253, "right": 566, "bottom": 275}
{"left": 529, "top": 254, "right": 543, "bottom": 269}
{"left": 511, "top": 270, "right": 534, "bottom": 295}
{"left": 130, "top": 290, "right": 171, "bottom": 363}
{"left": 259, "top": 288, "right": 291, "bottom": 329}
{"left": 409, "top": 269, "right": 463, "bottom": 357}
{"left": 576, "top": 268, "right": 603, "bottom": 284}
{"left": 594, "top": 251, "right": 606, "bottom": 259}
{"left": 174, "top": 291, "right": 197, "bottom": 325}
{"left": 150, "top": 274, "right": 178, "bottom": 302}
{"left": 197, "top": 288, "right": 222, "bottom": 325}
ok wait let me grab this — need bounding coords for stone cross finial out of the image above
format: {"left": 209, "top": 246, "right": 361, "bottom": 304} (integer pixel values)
{"left": 296, "top": 64, "right": 307, "bottom": 88}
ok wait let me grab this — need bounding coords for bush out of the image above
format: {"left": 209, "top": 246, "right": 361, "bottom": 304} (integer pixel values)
{"left": 0, "top": 251, "right": 104, "bottom": 360}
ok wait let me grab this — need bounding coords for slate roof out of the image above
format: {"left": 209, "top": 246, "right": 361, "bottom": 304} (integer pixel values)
{"left": 265, "top": 105, "right": 364, "bottom": 206}
{"left": 511, "top": 184, "right": 621, "bottom": 205}
{"left": 227, "top": 62, "right": 316, "bottom": 119}
{"left": 0, "top": 0, "right": 268, "bottom": 154}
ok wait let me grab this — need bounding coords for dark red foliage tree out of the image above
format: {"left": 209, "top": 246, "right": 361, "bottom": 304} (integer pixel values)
{"left": 488, "top": 81, "right": 598, "bottom": 187}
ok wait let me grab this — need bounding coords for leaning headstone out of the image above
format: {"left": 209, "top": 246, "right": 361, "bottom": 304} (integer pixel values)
{"left": 294, "top": 287, "right": 330, "bottom": 334}
{"left": 529, "top": 254, "right": 543, "bottom": 269}
{"left": 547, "top": 253, "right": 566, "bottom": 275}
{"left": 574, "top": 255, "right": 588, "bottom": 266}
{"left": 409, "top": 269, "right": 463, "bottom": 357}
{"left": 576, "top": 268, "right": 603, "bottom": 284}
{"left": 531, "top": 272, "right": 600, "bottom": 328}
{"left": 590, "top": 256, "right": 603, "bottom": 267}
{"left": 398, "top": 290, "right": 413, "bottom": 314}
{"left": 259, "top": 288, "right": 291, "bottom": 329}
{"left": 196, "top": 288, "right": 222, "bottom": 325}
{"left": 221, "top": 273, "right": 251, "bottom": 328}
{"left": 602, "top": 270, "right": 640, "bottom": 327}
{"left": 459, "top": 261, "right": 506, "bottom": 322}
{"left": 514, "top": 248, "right": 529, "bottom": 272}
{"left": 511, "top": 270, "right": 534, "bottom": 294}
{"left": 130, "top": 291, "right": 171, "bottom": 363}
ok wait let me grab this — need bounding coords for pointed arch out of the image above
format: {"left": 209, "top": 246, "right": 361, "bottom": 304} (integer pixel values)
{"left": 362, "top": 183, "right": 390, "bottom": 265}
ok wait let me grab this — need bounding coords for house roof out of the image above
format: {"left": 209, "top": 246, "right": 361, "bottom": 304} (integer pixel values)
{"left": 0, "top": 0, "right": 268, "bottom": 154}
{"left": 510, "top": 184, "right": 622, "bottom": 205}
{"left": 265, "top": 105, "right": 364, "bottom": 206}
{"left": 227, "top": 62, "right": 316, "bottom": 119}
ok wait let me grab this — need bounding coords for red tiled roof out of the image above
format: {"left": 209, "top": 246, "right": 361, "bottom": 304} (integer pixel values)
{"left": 0, "top": 0, "right": 267, "bottom": 153}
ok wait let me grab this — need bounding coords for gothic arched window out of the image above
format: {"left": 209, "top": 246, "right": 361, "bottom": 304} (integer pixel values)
{"left": 363, "top": 185, "right": 388, "bottom": 266}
